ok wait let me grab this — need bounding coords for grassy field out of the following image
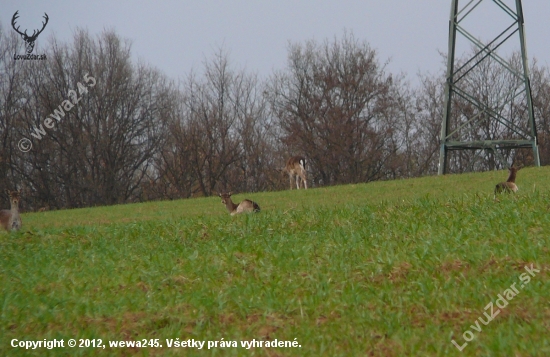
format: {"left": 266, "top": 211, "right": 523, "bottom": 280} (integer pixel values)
{"left": 1, "top": 167, "right": 550, "bottom": 356}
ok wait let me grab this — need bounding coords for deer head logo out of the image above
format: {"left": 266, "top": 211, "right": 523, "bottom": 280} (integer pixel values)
{"left": 11, "top": 11, "right": 49, "bottom": 54}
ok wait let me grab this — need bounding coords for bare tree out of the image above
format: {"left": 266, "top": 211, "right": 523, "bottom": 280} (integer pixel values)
{"left": 159, "top": 49, "right": 274, "bottom": 197}
{"left": 0, "top": 28, "right": 30, "bottom": 208}
{"left": 268, "top": 32, "right": 409, "bottom": 186}
{"left": 7, "top": 29, "right": 171, "bottom": 209}
{"left": 412, "top": 72, "right": 446, "bottom": 176}
{"left": 530, "top": 59, "right": 550, "bottom": 166}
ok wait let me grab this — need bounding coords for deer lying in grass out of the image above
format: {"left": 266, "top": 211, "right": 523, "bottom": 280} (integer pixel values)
{"left": 285, "top": 156, "right": 307, "bottom": 190}
{"left": 494, "top": 166, "right": 520, "bottom": 199}
{"left": 219, "top": 192, "right": 260, "bottom": 215}
{"left": 0, "top": 189, "right": 22, "bottom": 231}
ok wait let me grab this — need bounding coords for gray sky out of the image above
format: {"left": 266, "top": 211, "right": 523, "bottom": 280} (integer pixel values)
{"left": 3, "top": 1, "right": 550, "bottom": 85}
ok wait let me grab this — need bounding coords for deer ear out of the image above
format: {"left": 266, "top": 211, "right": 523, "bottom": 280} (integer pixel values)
{"left": 228, "top": 192, "right": 232, "bottom": 196}
{"left": 218, "top": 193, "right": 222, "bottom": 197}
{"left": 5, "top": 189, "right": 9, "bottom": 196}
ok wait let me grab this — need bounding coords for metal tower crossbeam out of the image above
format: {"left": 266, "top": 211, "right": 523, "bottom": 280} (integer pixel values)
{"left": 438, "top": 0, "right": 540, "bottom": 174}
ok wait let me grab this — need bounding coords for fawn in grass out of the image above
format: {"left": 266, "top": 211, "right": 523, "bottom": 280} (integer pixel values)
{"left": 494, "top": 166, "right": 520, "bottom": 199}
{"left": 0, "top": 189, "right": 22, "bottom": 231}
{"left": 284, "top": 156, "right": 307, "bottom": 190}
{"left": 219, "top": 192, "right": 260, "bottom": 215}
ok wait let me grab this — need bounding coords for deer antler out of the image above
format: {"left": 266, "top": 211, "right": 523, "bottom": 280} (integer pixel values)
{"left": 11, "top": 11, "right": 25, "bottom": 37}
{"left": 11, "top": 11, "right": 49, "bottom": 40}
{"left": 33, "top": 13, "right": 49, "bottom": 39}
{"left": 11, "top": 11, "right": 49, "bottom": 54}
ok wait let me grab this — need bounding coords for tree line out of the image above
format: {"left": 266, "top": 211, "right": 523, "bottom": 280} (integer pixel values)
{"left": 1, "top": 28, "right": 550, "bottom": 210}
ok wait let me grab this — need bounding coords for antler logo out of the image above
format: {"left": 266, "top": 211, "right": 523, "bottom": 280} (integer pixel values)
{"left": 11, "top": 11, "right": 49, "bottom": 54}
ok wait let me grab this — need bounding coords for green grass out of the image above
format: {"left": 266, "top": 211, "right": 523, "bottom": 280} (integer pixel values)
{"left": 1, "top": 167, "right": 550, "bottom": 356}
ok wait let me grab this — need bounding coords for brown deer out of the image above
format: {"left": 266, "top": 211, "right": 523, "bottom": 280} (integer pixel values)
{"left": 0, "top": 189, "right": 22, "bottom": 231}
{"left": 494, "top": 166, "right": 520, "bottom": 199}
{"left": 219, "top": 192, "right": 260, "bottom": 215}
{"left": 284, "top": 156, "right": 307, "bottom": 190}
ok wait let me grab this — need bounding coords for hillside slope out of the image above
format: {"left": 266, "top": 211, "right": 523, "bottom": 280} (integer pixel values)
{"left": 1, "top": 167, "right": 549, "bottom": 356}
{"left": 21, "top": 166, "right": 550, "bottom": 229}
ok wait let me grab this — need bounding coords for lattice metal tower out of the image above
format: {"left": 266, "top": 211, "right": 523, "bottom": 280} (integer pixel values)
{"left": 438, "top": 0, "right": 540, "bottom": 174}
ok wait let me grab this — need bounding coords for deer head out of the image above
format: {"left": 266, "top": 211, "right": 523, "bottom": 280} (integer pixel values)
{"left": 12, "top": 11, "right": 49, "bottom": 54}
{"left": 5, "top": 189, "right": 21, "bottom": 207}
{"left": 218, "top": 192, "right": 233, "bottom": 205}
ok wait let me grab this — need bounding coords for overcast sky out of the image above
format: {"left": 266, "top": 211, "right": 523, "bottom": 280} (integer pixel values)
{"left": 2, "top": 1, "right": 550, "bottom": 85}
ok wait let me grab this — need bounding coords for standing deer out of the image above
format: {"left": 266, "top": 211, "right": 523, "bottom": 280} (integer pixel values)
{"left": 285, "top": 156, "right": 307, "bottom": 190}
{"left": 494, "top": 166, "right": 520, "bottom": 199}
{"left": 0, "top": 189, "right": 22, "bottom": 231}
{"left": 218, "top": 192, "right": 260, "bottom": 215}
